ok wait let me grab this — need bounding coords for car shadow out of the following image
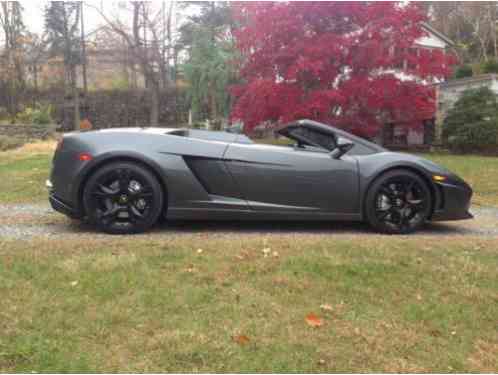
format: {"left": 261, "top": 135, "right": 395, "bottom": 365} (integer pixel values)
{"left": 151, "top": 220, "right": 477, "bottom": 236}
{"left": 52, "top": 216, "right": 482, "bottom": 237}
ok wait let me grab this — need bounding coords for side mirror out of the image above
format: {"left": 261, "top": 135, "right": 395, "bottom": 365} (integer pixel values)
{"left": 330, "top": 137, "right": 354, "bottom": 159}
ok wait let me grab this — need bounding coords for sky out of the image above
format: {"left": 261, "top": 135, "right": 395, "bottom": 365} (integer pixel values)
{"left": 21, "top": 1, "right": 190, "bottom": 37}
{"left": 23, "top": 1, "right": 109, "bottom": 35}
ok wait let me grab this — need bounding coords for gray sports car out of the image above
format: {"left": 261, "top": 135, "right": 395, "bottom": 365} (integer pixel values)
{"left": 47, "top": 119, "right": 473, "bottom": 234}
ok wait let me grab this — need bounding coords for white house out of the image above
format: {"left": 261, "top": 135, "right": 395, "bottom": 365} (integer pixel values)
{"left": 378, "top": 22, "right": 455, "bottom": 148}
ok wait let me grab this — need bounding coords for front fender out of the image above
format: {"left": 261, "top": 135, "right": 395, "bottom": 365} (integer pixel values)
{"left": 357, "top": 153, "right": 443, "bottom": 218}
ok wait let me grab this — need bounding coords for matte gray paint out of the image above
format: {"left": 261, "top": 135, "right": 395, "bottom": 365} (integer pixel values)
{"left": 48, "top": 120, "right": 473, "bottom": 223}
{"left": 224, "top": 143, "right": 359, "bottom": 213}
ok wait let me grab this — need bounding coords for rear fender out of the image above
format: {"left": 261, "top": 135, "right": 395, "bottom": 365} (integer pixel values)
{"left": 74, "top": 151, "right": 168, "bottom": 214}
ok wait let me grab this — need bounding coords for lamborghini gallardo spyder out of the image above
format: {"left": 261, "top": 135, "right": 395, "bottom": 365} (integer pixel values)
{"left": 47, "top": 120, "right": 473, "bottom": 234}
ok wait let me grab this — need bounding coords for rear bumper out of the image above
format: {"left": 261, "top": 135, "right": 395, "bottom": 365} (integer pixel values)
{"left": 47, "top": 180, "right": 82, "bottom": 219}
{"left": 431, "top": 181, "right": 473, "bottom": 221}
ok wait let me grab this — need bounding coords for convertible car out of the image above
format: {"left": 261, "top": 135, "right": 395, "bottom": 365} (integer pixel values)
{"left": 47, "top": 119, "right": 473, "bottom": 234}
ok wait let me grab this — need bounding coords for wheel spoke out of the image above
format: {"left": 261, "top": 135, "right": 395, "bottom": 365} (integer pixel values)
{"left": 399, "top": 207, "right": 418, "bottom": 230}
{"left": 118, "top": 169, "right": 131, "bottom": 193}
{"left": 92, "top": 184, "right": 119, "bottom": 198}
{"left": 130, "top": 187, "right": 153, "bottom": 199}
{"left": 377, "top": 207, "right": 397, "bottom": 221}
{"left": 98, "top": 205, "right": 122, "bottom": 222}
{"left": 128, "top": 204, "right": 144, "bottom": 222}
{"left": 407, "top": 199, "right": 423, "bottom": 207}
{"left": 377, "top": 209, "right": 390, "bottom": 221}
{"left": 380, "top": 186, "right": 395, "bottom": 200}
{"left": 405, "top": 208, "right": 418, "bottom": 222}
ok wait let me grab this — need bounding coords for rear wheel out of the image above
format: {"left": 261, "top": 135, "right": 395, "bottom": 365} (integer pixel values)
{"left": 365, "top": 170, "right": 431, "bottom": 234}
{"left": 83, "top": 162, "right": 163, "bottom": 234}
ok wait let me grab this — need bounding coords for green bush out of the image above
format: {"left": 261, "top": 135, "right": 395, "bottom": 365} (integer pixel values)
{"left": 443, "top": 87, "right": 498, "bottom": 152}
{"left": 0, "top": 135, "right": 25, "bottom": 151}
{"left": 15, "top": 103, "right": 53, "bottom": 125}
{"left": 481, "top": 59, "right": 498, "bottom": 74}
{"left": 0, "top": 107, "right": 11, "bottom": 124}
{"left": 454, "top": 65, "right": 473, "bottom": 79}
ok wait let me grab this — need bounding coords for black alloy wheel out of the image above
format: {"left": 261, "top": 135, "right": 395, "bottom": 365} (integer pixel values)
{"left": 365, "top": 170, "right": 431, "bottom": 234}
{"left": 83, "top": 162, "right": 163, "bottom": 234}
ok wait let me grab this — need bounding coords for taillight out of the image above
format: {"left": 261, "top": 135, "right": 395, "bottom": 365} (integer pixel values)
{"left": 78, "top": 153, "right": 93, "bottom": 162}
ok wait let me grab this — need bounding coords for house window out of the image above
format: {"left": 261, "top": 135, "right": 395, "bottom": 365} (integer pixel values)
{"left": 393, "top": 47, "right": 407, "bottom": 70}
{"left": 393, "top": 125, "right": 407, "bottom": 145}
{"left": 383, "top": 123, "right": 394, "bottom": 144}
{"left": 407, "top": 47, "right": 421, "bottom": 70}
{"left": 423, "top": 119, "right": 435, "bottom": 145}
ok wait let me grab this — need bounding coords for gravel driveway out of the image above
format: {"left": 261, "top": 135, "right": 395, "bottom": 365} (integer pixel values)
{"left": 0, "top": 203, "right": 497, "bottom": 239}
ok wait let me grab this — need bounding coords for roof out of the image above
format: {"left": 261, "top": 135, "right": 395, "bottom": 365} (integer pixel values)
{"left": 420, "top": 22, "right": 455, "bottom": 47}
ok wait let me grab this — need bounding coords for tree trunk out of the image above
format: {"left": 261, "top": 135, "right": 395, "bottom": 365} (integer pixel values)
{"left": 80, "top": 1, "right": 88, "bottom": 94}
{"left": 150, "top": 82, "right": 159, "bottom": 126}
{"left": 173, "top": 48, "right": 178, "bottom": 123}
{"left": 492, "top": 4, "right": 497, "bottom": 58}
{"left": 209, "top": 83, "right": 218, "bottom": 127}
{"left": 71, "top": 65, "right": 80, "bottom": 130}
{"left": 33, "top": 64, "right": 38, "bottom": 92}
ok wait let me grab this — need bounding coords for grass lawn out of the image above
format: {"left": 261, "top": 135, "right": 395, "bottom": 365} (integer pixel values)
{"left": 0, "top": 235, "right": 497, "bottom": 372}
{"left": 0, "top": 141, "right": 54, "bottom": 204}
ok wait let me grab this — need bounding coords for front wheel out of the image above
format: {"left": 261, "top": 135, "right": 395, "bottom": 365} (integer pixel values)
{"left": 83, "top": 162, "right": 163, "bottom": 234}
{"left": 365, "top": 170, "right": 432, "bottom": 234}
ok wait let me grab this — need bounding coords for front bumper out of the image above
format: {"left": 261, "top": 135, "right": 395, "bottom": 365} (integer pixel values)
{"left": 431, "top": 180, "right": 473, "bottom": 221}
{"left": 47, "top": 180, "right": 82, "bottom": 219}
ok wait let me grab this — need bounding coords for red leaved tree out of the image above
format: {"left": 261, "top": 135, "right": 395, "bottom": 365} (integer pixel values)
{"left": 230, "top": 2, "right": 457, "bottom": 137}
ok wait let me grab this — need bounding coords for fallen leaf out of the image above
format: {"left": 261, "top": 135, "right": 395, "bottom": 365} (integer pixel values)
{"left": 430, "top": 329, "right": 442, "bottom": 337}
{"left": 186, "top": 264, "right": 195, "bottom": 273}
{"left": 305, "top": 313, "right": 323, "bottom": 327}
{"left": 320, "top": 304, "right": 333, "bottom": 312}
{"left": 233, "top": 334, "right": 250, "bottom": 345}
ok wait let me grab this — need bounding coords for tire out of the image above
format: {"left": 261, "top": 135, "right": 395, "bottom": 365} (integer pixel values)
{"left": 83, "top": 161, "right": 163, "bottom": 234}
{"left": 365, "top": 169, "right": 432, "bottom": 234}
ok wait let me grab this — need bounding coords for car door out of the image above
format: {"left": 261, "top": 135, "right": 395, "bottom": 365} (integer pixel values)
{"left": 224, "top": 143, "right": 359, "bottom": 214}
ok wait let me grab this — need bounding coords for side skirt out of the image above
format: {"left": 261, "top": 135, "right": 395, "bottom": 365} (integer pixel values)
{"left": 167, "top": 207, "right": 362, "bottom": 221}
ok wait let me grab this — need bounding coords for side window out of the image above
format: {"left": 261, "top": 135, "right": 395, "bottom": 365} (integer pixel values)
{"left": 290, "top": 127, "right": 337, "bottom": 151}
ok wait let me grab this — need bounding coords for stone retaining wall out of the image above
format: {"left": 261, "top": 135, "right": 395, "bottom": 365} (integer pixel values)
{"left": 0, "top": 88, "right": 189, "bottom": 131}
{"left": 0, "top": 124, "right": 56, "bottom": 140}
